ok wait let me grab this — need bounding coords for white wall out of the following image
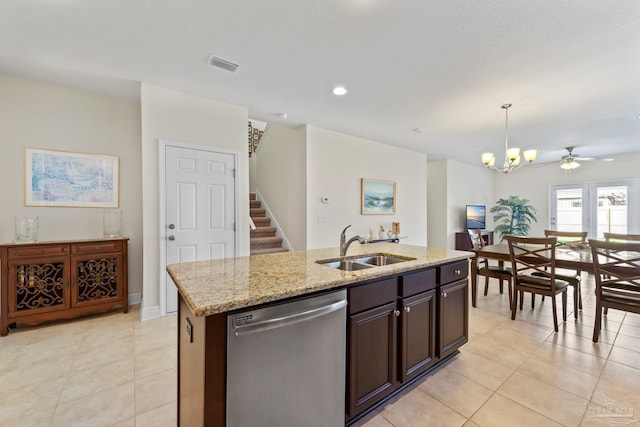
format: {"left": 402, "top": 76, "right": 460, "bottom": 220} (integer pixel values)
{"left": 447, "top": 160, "right": 495, "bottom": 239}
{"left": 254, "top": 124, "right": 307, "bottom": 250}
{"left": 427, "top": 159, "right": 494, "bottom": 249}
{"left": 140, "top": 83, "right": 249, "bottom": 319}
{"left": 0, "top": 74, "right": 143, "bottom": 297}
{"left": 306, "top": 126, "right": 427, "bottom": 250}
{"left": 493, "top": 152, "right": 640, "bottom": 237}
{"left": 426, "top": 160, "right": 448, "bottom": 248}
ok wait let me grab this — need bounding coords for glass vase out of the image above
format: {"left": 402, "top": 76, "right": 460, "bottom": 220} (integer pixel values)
{"left": 15, "top": 215, "right": 39, "bottom": 243}
{"left": 103, "top": 210, "right": 122, "bottom": 238}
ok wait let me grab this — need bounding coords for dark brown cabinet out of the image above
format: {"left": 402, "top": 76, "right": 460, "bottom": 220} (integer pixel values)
{"left": 348, "top": 300, "right": 398, "bottom": 417}
{"left": 0, "top": 238, "right": 129, "bottom": 336}
{"left": 347, "top": 277, "right": 398, "bottom": 417}
{"left": 438, "top": 260, "right": 469, "bottom": 359}
{"left": 398, "top": 268, "right": 437, "bottom": 383}
{"left": 347, "top": 269, "right": 438, "bottom": 420}
{"left": 346, "top": 262, "right": 468, "bottom": 424}
{"left": 399, "top": 290, "right": 436, "bottom": 382}
{"left": 455, "top": 230, "right": 493, "bottom": 250}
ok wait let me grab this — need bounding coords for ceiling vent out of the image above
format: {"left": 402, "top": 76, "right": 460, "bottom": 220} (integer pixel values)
{"left": 208, "top": 55, "right": 239, "bottom": 72}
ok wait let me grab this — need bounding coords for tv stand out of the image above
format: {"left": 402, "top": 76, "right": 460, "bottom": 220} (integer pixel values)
{"left": 455, "top": 230, "right": 493, "bottom": 250}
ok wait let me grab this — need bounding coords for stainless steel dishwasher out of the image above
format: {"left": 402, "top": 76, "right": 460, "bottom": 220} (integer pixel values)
{"left": 227, "top": 289, "right": 347, "bottom": 427}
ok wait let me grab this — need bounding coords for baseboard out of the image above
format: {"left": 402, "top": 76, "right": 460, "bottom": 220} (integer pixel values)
{"left": 128, "top": 292, "right": 142, "bottom": 305}
{"left": 140, "top": 305, "right": 161, "bottom": 321}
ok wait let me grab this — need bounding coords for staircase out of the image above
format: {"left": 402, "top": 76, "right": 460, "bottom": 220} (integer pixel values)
{"left": 250, "top": 193, "right": 289, "bottom": 255}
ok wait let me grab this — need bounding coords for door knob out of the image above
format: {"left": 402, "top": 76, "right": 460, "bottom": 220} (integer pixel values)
{"left": 168, "top": 224, "right": 175, "bottom": 229}
{"left": 168, "top": 235, "right": 175, "bottom": 241}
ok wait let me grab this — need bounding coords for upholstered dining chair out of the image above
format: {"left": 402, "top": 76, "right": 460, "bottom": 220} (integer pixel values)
{"left": 468, "top": 229, "right": 513, "bottom": 309}
{"left": 589, "top": 239, "right": 640, "bottom": 342}
{"left": 507, "top": 235, "right": 569, "bottom": 332}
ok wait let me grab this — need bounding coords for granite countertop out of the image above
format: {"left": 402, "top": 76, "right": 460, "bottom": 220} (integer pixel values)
{"left": 166, "top": 243, "right": 471, "bottom": 317}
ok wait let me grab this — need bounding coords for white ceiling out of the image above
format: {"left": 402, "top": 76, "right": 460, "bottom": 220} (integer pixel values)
{"left": 1, "top": 0, "right": 639, "bottom": 166}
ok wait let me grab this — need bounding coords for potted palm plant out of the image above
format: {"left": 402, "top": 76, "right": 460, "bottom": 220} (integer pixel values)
{"left": 491, "top": 195, "right": 538, "bottom": 242}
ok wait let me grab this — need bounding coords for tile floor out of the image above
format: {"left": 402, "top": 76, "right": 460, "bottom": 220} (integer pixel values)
{"left": 1, "top": 273, "right": 639, "bottom": 426}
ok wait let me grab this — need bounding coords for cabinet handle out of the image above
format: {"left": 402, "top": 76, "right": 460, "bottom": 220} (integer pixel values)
{"left": 454, "top": 269, "right": 461, "bottom": 275}
{"left": 443, "top": 292, "right": 448, "bottom": 298}
{"left": 404, "top": 306, "right": 411, "bottom": 313}
{"left": 394, "top": 310, "right": 400, "bottom": 317}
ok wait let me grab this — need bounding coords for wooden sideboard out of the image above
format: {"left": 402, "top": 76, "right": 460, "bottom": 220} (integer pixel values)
{"left": 454, "top": 230, "right": 494, "bottom": 250}
{"left": 0, "top": 238, "right": 128, "bottom": 336}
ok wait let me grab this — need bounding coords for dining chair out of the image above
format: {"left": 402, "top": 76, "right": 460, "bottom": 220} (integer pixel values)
{"left": 468, "top": 229, "right": 513, "bottom": 309}
{"left": 601, "top": 232, "right": 640, "bottom": 315}
{"left": 506, "top": 235, "right": 568, "bottom": 332}
{"left": 589, "top": 239, "right": 640, "bottom": 342}
{"left": 603, "top": 232, "right": 640, "bottom": 243}
{"left": 542, "top": 230, "right": 587, "bottom": 312}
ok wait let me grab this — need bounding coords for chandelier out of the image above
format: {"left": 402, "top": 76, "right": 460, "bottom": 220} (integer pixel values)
{"left": 481, "top": 104, "right": 537, "bottom": 174}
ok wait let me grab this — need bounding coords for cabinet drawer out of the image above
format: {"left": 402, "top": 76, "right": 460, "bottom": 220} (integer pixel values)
{"left": 348, "top": 277, "right": 397, "bottom": 314}
{"left": 72, "top": 241, "right": 123, "bottom": 254}
{"left": 439, "top": 260, "right": 468, "bottom": 285}
{"left": 8, "top": 245, "right": 69, "bottom": 258}
{"left": 399, "top": 269, "right": 436, "bottom": 297}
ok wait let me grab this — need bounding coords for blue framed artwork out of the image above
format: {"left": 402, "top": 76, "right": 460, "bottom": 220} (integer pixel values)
{"left": 25, "top": 148, "right": 119, "bottom": 207}
{"left": 361, "top": 178, "right": 396, "bottom": 215}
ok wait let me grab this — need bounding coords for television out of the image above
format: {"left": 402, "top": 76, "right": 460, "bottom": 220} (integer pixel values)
{"left": 466, "top": 205, "right": 486, "bottom": 230}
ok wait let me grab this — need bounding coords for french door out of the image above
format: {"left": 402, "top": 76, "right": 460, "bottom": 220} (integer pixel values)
{"left": 550, "top": 180, "right": 637, "bottom": 239}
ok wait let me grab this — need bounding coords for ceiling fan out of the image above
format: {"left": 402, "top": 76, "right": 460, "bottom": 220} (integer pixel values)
{"left": 559, "top": 146, "right": 613, "bottom": 170}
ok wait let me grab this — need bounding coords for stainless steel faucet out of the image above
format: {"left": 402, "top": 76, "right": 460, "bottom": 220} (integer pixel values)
{"left": 340, "top": 225, "right": 366, "bottom": 257}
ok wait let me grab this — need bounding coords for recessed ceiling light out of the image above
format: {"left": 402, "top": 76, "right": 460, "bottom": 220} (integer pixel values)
{"left": 412, "top": 127, "right": 431, "bottom": 134}
{"left": 332, "top": 86, "right": 347, "bottom": 96}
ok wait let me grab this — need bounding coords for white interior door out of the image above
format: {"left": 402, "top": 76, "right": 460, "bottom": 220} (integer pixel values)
{"left": 163, "top": 144, "right": 236, "bottom": 314}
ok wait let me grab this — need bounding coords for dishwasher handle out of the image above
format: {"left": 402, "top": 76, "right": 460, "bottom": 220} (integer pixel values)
{"left": 234, "top": 299, "right": 347, "bottom": 337}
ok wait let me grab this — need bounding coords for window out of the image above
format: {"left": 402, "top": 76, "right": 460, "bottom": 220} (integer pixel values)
{"left": 550, "top": 180, "right": 637, "bottom": 238}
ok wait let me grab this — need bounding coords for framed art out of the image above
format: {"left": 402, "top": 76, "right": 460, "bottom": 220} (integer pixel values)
{"left": 361, "top": 178, "right": 396, "bottom": 215}
{"left": 25, "top": 148, "right": 119, "bottom": 207}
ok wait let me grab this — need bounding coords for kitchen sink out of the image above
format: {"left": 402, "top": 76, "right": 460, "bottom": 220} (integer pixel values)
{"left": 320, "top": 260, "right": 373, "bottom": 271}
{"left": 354, "top": 255, "right": 410, "bottom": 266}
{"left": 317, "top": 253, "right": 416, "bottom": 271}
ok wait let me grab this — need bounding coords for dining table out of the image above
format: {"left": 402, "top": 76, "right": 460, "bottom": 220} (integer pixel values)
{"left": 469, "top": 242, "right": 593, "bottom": 307}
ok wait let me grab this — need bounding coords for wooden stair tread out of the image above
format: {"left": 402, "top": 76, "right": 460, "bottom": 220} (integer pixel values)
{"left": 250, "top": 247, "right": 289, "bottom": 255}
{"left": 249, "top": 194, "right": 287, "bottom": 254}
{"left": 252, "top": 217, "right": 271, "bottom": 225}
{"left": 251, "top": 227, "right": 277, "bottom": 238}
{"left": 250, "top": 236, "right": 282, "bottom": 244}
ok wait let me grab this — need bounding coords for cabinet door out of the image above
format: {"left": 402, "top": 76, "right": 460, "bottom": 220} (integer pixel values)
{"left": 71, "top": 253, "right": 123, "bottom": 307}
{"left": 399, "top": 290, "right": 436, "bottom": 382}
{"left": 439, "top": 279, "right": 469, "bottom": 359}
{"left": 8, "top": 256, "right": 71, "bottom": 317}
{"left": 348, "top": 301, "right": 398, "bottom": 418}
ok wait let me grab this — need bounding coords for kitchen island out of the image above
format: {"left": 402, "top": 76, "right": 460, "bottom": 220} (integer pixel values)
{"left": 167, "top": 243, "right": 470, "bottom": 426}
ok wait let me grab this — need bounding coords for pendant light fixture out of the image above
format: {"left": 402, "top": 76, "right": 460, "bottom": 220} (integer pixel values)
{"left": 481, "top": 104, "right": 537, "bottom": 173}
